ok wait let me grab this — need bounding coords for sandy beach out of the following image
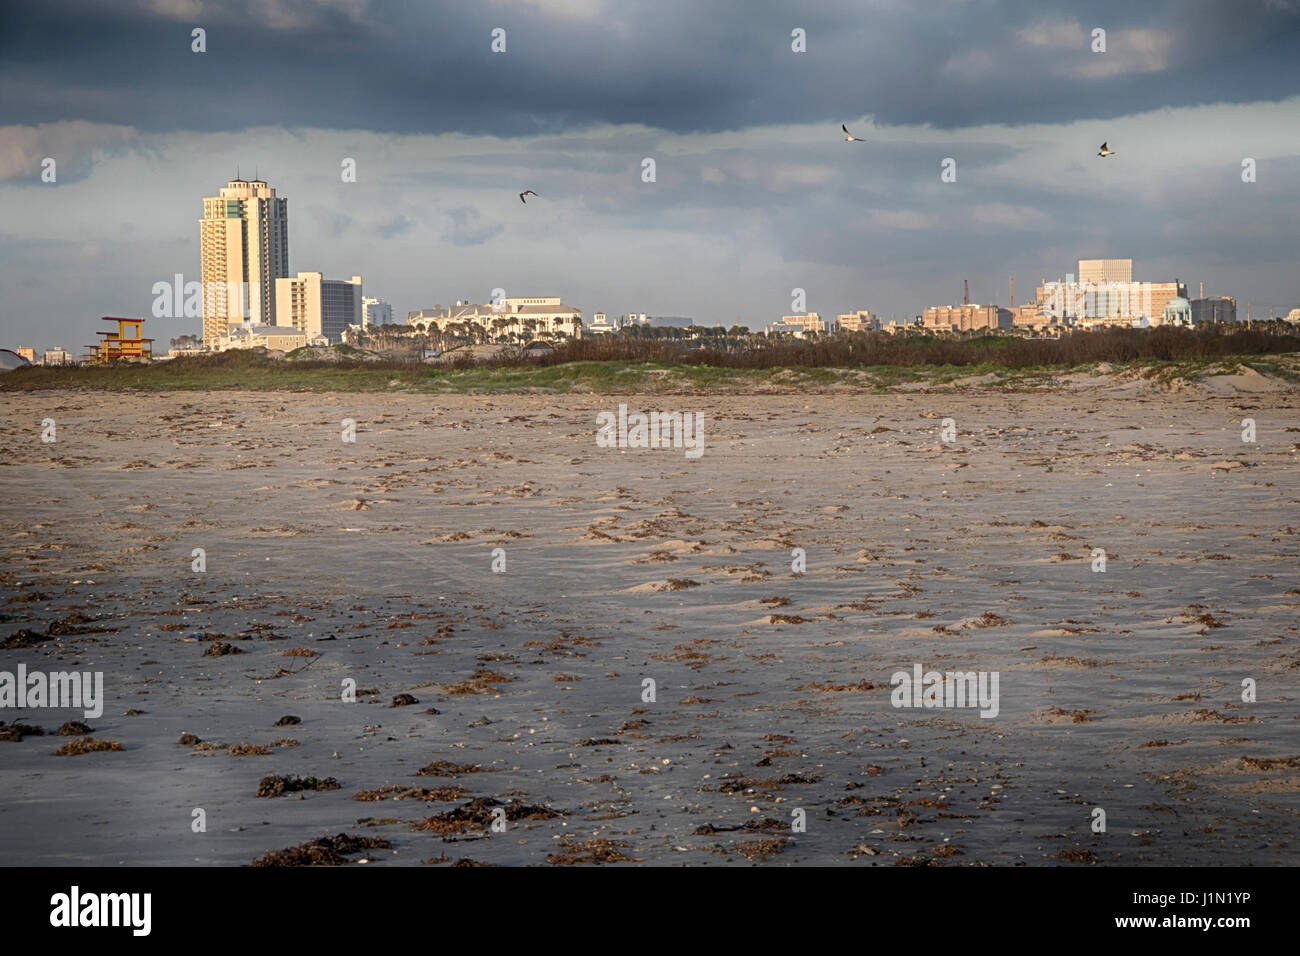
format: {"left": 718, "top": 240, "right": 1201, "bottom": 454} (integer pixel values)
{"left": 1, "top": 378, "right": 1297, "bottom": 865}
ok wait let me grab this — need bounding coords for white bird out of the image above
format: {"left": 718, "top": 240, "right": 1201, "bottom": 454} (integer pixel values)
{"left": 1098, "top": 142, "right": 1116, "bottom": 158}
{"left": 842, "top": 124, "right": 864, "bottom": 143}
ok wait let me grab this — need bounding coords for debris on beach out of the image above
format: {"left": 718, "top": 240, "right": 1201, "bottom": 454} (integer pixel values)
{"left": 256, "top": 775, "right": 342, "bottom": 798}
{"left": 249, "top": 833, "right": 392, "bottom": 867}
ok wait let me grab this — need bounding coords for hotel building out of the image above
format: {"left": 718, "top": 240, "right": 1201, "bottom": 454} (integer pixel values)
{"left": 407, "top": 296, "right": 582, "bottom": 341}
{"left": 199, "top": 178, "right": 289, "bottom": 345}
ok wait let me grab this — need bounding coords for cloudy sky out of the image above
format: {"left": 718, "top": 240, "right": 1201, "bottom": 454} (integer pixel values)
{"left": 2, "top": 0, "right": 1299, "bottom": 350}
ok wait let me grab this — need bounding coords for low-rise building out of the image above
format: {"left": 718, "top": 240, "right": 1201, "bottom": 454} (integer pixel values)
{"left": 14, "top": 347, "right": 35, "bottom": 363}
{"left": 834, "top": 310, "right": 876, "bottom": 333}
{"left": 1163, "top": 296, "right": 1193, "bottom": 327}
{"left": 1011, "top": 304, "right": 1055, "bottom": 329}
{"left": 922, "top": 305, "right": 1011, "bottom": 332}
{"left": 586, "top": 312, "right": 617, "bottom": 334}
{"left": 234, "top": 324, "right": 311, "bottom": 351}
{"left": 409, "top": 296, "right": 581, "bottom": 341}
{"left": 768, "top": 313, "right": 824, "bottom": 337}
{"left": 42, "top": 347, "right": 71, "bottom": 365}
{"left": 879, "top": 318, "right": 915, "bottom": 335}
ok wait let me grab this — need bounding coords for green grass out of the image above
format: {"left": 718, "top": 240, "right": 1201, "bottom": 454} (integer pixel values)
{"left": 4, "top": 352, "right": 1298, "bottom": 394}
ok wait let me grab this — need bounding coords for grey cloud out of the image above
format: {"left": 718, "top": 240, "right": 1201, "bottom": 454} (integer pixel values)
{"left": 308, "top": 204, "right": 355, "bottom": 238}
{"left": 375, "top": 214, "right": 416, "bottom": 238}
{"left": 441, "top": 207, "right": 503, "bottom": 246}
{"left": 2, "top": 1, "right": 1297, "bottom": 137}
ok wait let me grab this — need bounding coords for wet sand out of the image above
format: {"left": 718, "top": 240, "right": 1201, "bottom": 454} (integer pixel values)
{"left": 1, "top": 380, "right": 1298, "bottom": 865}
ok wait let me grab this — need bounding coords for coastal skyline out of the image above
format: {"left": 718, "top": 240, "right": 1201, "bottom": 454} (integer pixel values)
{"left": 4, "top": 0, "right": 1299, "bottom": 892}
{"left": 3, "top": 0, "right": 1300, "bottom": 351}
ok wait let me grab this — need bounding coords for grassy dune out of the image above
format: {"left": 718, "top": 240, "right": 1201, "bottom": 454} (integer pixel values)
{"left": 4, "top": 328, "right": 1299, "bottom": 394}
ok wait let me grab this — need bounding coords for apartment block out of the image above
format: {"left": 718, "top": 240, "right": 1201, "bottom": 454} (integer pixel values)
{"left": 274, "top": 272, "right": 362, "bottom": 344}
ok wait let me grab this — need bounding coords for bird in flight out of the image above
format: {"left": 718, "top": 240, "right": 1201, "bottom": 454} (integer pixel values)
{"left": 1098, "top": 142, "right": 1116, "bottom": 158}
{"left": 842, "top": 124, "right": 864, "bottom": 143}
{"left": 519, "top": 190, "right": 538, "bottom": 203}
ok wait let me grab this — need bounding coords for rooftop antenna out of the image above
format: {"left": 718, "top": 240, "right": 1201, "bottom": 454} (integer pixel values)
{"left": 963, "top": 279, "right": 970, "bottom": 305}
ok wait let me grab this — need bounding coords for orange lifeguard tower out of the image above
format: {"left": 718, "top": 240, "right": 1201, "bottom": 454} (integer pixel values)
{"left": 86, "top": 316, "right": 153, "bottom": 363}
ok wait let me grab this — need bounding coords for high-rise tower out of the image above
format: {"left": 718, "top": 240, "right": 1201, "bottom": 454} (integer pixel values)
{"left": 199, "top": 178, "right": 289, "bottom": 345}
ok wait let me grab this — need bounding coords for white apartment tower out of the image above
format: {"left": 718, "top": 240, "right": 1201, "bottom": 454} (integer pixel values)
{"left": 361, "top": 296, "right": 393, "bottom": 329}
{"left": 199, "top": 178, "right": 289, "bottom": 345}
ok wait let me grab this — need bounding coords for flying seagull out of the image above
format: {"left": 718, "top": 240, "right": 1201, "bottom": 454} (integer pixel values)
{"left": 519, "top": 190, "right": 538, "bottom": 203}
{"left": 842, "top": 124, "right": 864, "bottom": 143}
{"left": 1098, "top": 142, "right": 1116, "bottom": 158}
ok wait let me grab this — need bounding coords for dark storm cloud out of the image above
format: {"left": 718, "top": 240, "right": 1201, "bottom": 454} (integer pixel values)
{"left": 2, "top": 0, "right": 1298, "bottom": 137}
